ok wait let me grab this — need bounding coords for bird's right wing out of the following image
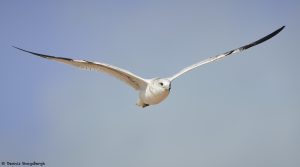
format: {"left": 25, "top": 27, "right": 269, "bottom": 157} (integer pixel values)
{"left": 14, "top": 46, "right": 149, "bottom": 90}
{"left": 169, "top": 26, "right": 285, "bottom": 81}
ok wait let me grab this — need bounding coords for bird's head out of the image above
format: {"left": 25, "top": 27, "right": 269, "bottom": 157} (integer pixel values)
{"left": 154, "top": 78, "right": 171, "bottom": 91}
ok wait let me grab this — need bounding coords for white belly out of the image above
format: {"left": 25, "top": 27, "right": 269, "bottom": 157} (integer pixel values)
{"left": 139, "top": 86, "right": 170, "bottom": 105}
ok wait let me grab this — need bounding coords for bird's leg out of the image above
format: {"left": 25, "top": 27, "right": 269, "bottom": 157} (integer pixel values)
{"left": 136, "top": 99, "right": 149, "bottom": 108}
{"left": 142, "top": 104, "right": 149, "bottom": 108}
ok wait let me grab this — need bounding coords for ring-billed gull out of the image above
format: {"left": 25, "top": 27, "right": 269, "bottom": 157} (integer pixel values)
{"left": 14, "top": 26, "right": 285, "bottom": 107}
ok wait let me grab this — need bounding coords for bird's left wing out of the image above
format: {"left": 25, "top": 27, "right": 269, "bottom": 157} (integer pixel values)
{"left": 169, "top": 26, "right": 285, "bottom": 81}
{"left": 13, "top": 46, "right": 149, "bottom": 90}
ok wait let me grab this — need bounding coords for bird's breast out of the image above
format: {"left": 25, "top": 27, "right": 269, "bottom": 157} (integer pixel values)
{"left": 140, "top": 85, "right": 170, "bottom": 105}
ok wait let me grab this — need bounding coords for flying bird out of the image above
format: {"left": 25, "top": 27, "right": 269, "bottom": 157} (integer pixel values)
{"left": 14, "top": 26, "right": 285, "bottom": 107}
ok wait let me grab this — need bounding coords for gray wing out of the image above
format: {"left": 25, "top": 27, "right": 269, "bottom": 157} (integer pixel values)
{"left": 14, "top": 46, "right": 149, "bottom": 90}
{"left": 169, "top": 26, "right": 285, "bottom": 81}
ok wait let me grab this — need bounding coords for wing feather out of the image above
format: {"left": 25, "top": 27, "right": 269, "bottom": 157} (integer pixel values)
{"left": 13, "top": 46, "right": 149, "bottom": 90}
{"left": 169, "top": 26, "right": 285, "bottom": 81}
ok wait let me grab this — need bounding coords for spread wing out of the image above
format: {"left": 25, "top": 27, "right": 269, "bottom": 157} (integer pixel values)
{"left": 169, "top": 26, "right": 285, "bottom": 81}
{"left": 13, "top": 46, "right": 149, "bottom": 90}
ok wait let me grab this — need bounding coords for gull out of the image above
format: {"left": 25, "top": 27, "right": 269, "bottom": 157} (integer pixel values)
{"left": 14, "top": 26, "right": 284, "bottom": 108}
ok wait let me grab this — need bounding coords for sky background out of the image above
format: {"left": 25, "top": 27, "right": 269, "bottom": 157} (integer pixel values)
{"left": 0, "top": 0, "right": 299, "bottom": 167}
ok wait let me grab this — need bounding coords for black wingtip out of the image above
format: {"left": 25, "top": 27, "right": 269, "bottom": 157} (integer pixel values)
{"left": 271, "top": 26, "right": 285, "bottom": 37}
{"left": 12, "top": 46, "right": 53, "bottom": 59}
{"left": 278, "top": 26, "right": 285, "bottom": 32}
{"left": 272, "top": 25, "right": 285, "bottom": 38}
{"left": 12, "top": 45, "right": 34, "bottom": 54}
{"left": 13, "top": 46, "right": 75, "bottom": 61}
{"left": 12, "top": 45, "right": 22, "bottom": 50}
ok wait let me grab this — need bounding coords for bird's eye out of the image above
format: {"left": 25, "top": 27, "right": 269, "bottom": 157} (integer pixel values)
{"left": 159, "top": 82, "right": 164, "bottom": 86}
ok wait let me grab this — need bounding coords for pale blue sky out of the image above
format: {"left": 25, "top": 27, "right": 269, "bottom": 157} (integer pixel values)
{"left": 0, "top": 0, "right": 299, "bottom": 167}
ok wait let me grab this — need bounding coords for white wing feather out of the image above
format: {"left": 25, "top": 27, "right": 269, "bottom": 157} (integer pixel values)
{"left": 169, "top": 26, "right": 285, "bottom": 81}
{"left": 14, "top": 47, "right": 149, "bottom": 90}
